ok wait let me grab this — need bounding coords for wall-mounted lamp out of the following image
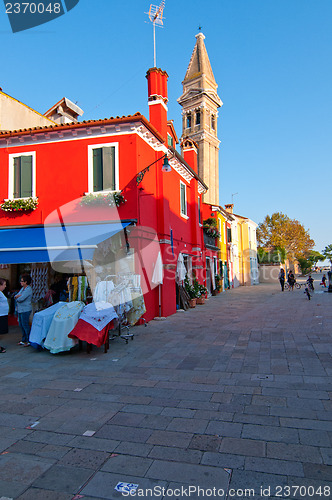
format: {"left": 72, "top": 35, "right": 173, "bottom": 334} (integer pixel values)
{"left": 136, "top": 154, "right": 171, "bottom": 185}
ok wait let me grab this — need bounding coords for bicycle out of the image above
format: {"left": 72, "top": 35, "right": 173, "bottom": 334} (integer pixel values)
{"left": 284, "top": 282, "right": 302, "bottom": 290}
{"left": 304, "top": 285, "right": 311, "bottom": 300}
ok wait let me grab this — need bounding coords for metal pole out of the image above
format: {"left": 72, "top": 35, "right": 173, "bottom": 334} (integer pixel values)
{"left": 153, "top": 21, "right": 156, "bottom": 67}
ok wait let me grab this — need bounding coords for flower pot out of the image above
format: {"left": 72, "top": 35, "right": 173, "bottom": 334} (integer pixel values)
{"left": 188, "top": 298, "right": 196, "bottom": 308}
{"left": 196, "top": 296, "right": 205, "bottom": 304}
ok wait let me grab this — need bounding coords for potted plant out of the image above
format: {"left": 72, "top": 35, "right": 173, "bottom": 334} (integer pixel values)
{"left": 214, "top": 274, "right": 222, "bottom": 293}
{"left": 80, "top": 191, "right": 127, "bottom": 208}
{"left": 196, "top": 282, "right": 208, "bottom": 304}
{"left": 184, "top": 275, "right": 197, "bottom": 307}
{"left": 202, "top": 217, "right": 221, "bottom": 239}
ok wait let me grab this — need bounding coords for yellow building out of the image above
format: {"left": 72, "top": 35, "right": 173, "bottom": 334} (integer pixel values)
{"left": 234, "top": 214, "right": 259, "bottom": 286}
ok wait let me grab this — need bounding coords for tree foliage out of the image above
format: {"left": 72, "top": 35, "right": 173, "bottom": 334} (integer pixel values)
{"left": 257, "top": 212, "right": 315, "bottom": 260}
{"left": 297, "top": 257, "right": 312, "bottom": 275}
{"left": 322, "top": 244, "right": 332, "bottom": 264}
{"left": 308, "top": 251, "right": 325, "bottom": 265}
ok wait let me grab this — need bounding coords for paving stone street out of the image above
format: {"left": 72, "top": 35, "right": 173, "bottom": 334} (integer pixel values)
{"left": 0, "top": 275, "right": 331, "bottom": 499}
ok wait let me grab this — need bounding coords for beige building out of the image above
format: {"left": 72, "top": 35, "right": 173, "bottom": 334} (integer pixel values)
{"left": 178, "top": 32, "right": 222, "bottom": 206}
{"left": 0, "top": 91, "right": 83, "bottom": 132}
{"left": 0, "top": 90, "right": 54, "bottom": 131}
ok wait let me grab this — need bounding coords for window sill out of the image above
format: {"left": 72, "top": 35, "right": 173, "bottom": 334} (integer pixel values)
{"left": 4, "top": 197, "right": 35, "bottom": 201}
{"left": 180, "top": 213, "right": 189, "bottom": 220}
{"left": 85, "top": 190, "right": 118, "bottom": 196}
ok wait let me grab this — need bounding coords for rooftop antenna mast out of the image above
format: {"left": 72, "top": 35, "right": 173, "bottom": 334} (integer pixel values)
{"left": 147, "top": 0, "right": 165, "bottom": 67}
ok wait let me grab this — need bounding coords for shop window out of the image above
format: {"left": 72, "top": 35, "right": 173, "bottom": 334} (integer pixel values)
{"left": 180, "top": 181, "right": 188, "bottom": 218}
{"left": 88, "top": 143, "right": 118, "bottom": 193}
{"left": 9, "top": 152, "right": 35, "bottom": 199}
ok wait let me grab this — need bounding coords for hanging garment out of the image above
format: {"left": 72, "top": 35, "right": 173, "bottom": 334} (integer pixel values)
{"left": 79, "top": 302, "right": 117, "bottom": 331}
{"left": 126, "top": 290, "right": 146, "bottom": 325}
{"left": 93, "top": 280, "right": 115, "bottom": 303}
{"left": 69, "top": 302, "right": 117, "bottom": 348}
{"left": 29, "top": 301, "right": 66, "bottom": 349}
{"left": 44, "top": 301, "right": 84, "bottom": 354}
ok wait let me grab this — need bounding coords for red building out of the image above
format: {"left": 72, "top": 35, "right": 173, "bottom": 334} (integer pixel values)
{"left": 0, "top": 67, "right": 219, "bottom": 321}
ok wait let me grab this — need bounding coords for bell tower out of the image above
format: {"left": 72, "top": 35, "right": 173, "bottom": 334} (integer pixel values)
{"left": 178, "top": 32, "right": 222, "bottom": 205}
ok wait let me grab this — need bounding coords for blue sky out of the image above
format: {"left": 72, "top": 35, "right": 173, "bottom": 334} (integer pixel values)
{"left": 1, "top": 0, "right": 331, "bottom": 260}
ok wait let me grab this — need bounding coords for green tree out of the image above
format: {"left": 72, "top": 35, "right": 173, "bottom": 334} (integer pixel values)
{"left": 322, "top": 244, "right": 332, "bottom": 265}
{"left": 297, "top": 257, "right": 312, "bottom": 275}
{"left": 257, "top": 212, "right": 314, "bottom": 260}
{"left": 308, "top": 250, "right": 325, "bottom": 266}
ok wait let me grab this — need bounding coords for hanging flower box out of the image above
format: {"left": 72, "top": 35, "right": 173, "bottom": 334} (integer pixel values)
{"left": 80, "top": 191, "right": 127, "bottom": 208}
{"left": 0, "top": 197, "right": 39, "bottom": 212}
{"left": 202, "top": 218, "right": 221, "bottom": 239}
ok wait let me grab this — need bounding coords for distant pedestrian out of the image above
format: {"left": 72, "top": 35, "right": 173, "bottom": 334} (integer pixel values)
{"left": 0, "top": 278, "right": 8, "bottom": 353}
{"left": 287, "top": 270, "right": 295, "bottom": 291}
{"left": 278, "top": 268, "right": 285, "bottom": 291}
{"left": 321, "top": 274, "right": 327, "bottom": 287}
{"left": 15, "top": 274, "right": 32, "bottom": 347}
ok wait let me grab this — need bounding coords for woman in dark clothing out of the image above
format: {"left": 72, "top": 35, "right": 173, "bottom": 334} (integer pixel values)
{"left": 287, "top": 270, "right": 295, "bottom": 290}
{"left": 0, "top": 278, "right": 9, "bottom": 352}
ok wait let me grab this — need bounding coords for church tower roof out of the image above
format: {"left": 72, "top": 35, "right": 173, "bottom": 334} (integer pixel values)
{"left": 183, "top": 32, "right": 216, "bottom": 85}
{"left": 178, "top": 32, "right": 222, "bottom": 206}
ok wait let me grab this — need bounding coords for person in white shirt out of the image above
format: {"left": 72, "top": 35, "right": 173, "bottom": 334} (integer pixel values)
{"left": 0, "top": 278, "right": 9, "bottom": 353}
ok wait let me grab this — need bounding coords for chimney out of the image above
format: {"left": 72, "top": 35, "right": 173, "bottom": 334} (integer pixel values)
{"left": 146, "top": 68, "right": 168, "bottom": 142}
{"left": 181, "top": 138, "right": 198, "bottom": 174}
{"left": 225, "top": 203, "right": 234, "bottom": 214}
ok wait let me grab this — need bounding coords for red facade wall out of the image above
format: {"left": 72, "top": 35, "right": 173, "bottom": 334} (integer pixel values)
{"left": 0, "top": 69, "right": 220, "bottom": 321}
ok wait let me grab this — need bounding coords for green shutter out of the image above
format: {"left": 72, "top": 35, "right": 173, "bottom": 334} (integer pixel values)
{"left": 102, "top": 147, "right": 115, "bottom": 191}
{"left": 20, "top": 156, "right": 33, "bottom": 197}
{"left": 93, "top": 148, "right": 103, "bottom": 192}
{"left": 13, "top": 157, "right": 21, "bottom": 198}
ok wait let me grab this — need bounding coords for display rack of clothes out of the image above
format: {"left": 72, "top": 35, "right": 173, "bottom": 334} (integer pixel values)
{"left": 67, "top": 276, "right": 89, "bottom": 302}
{"left": 43, "top": 301, "right": 84, "bottom": 354}
{"left": 31, "top": 266, "right": 49, "bottom": 302}
{"left": 68, "top": 301, "right": 118, "bottom": 353}
{"left": 29, "top": 301, "right": 66, "bottom": 350}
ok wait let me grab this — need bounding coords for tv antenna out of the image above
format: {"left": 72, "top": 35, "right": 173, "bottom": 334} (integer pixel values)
{"left": 231, "top": 192, "right": 238, "bottom": 205}
{"left": 146, "top": 1, "right": 165, "bottom": 67}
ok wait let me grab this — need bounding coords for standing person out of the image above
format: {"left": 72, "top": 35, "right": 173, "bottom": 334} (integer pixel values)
{"left": 321, "top": 274, "right": 327, "bottom": 287}
{"left": 15, "top": 274, "right": 32, "bottom": 347}
{"left": 0, "top": 278, "right": 8, "bottom": 353}
{"left": 287, "top": 270, "right": 295, "bottom": 290}
{"left": 278, "top": 268, "right": 285, "bottom": 291}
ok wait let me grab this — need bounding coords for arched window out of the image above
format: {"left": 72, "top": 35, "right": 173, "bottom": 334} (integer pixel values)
{"left": 211, "top": 114, "right": 216, "bottom": 130}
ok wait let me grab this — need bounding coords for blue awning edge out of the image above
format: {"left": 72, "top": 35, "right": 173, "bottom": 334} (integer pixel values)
{"left": 0, "top": 221, "right": 132, "bottom": 265}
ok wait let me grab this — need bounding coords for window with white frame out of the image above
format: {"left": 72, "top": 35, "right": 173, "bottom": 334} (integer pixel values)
{"left": 180, "top": 181, "right": 187, "bottom": 217}
{"left": 9, "top": 152, "right": 36, "bottom": 199}
{"left": 88, "top": 143, "right": 118, "bottom": 193}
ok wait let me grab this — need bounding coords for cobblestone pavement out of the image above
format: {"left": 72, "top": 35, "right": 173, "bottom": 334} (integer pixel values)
{"left": 0, "top": 277, "right": 331, "bottom": 499}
